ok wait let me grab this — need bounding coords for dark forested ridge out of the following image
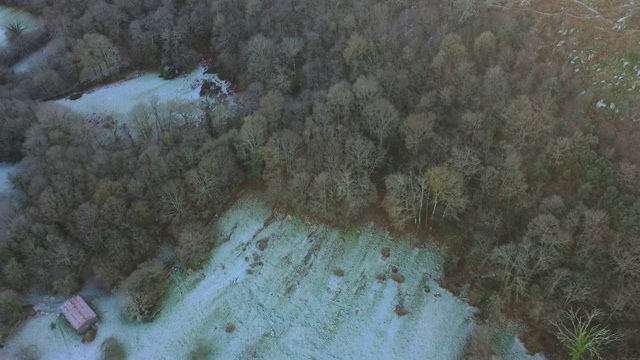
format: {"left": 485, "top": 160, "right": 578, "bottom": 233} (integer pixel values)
{"left": 1, "top": 0, "right": 639, "bottom": 358}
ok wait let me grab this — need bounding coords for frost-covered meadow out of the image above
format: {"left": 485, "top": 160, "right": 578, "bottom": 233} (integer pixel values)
{"left": 0, "top": 163, "right": 16, "bottom": 193}
{"left": 11, "top": 39, "right": 59, "bottom": 74}
{"left": 1, "top": 194, "right": 546, "bottom": 360}
{"left": 54, "top": 67, "right": 231, "bottom": 121}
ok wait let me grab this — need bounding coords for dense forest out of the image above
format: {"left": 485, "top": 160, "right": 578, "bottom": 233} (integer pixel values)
{"left": 1, "top": 0, "right": 639, "bottom": 358}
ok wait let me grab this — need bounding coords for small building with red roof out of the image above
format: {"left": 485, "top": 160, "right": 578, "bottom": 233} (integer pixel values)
{"left": 61, "top": 295, "right": 98, "bottom": 333}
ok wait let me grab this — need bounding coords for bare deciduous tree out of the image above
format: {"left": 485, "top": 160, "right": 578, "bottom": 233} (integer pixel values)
{"left": 343, "top": 33, "right": 376, "bottom": 74}
{"left": 257, "top": 90, "right": 285, "bottom": 130}
{"left": 353, "top": 75, "right": 382, "bottom": 107}
{"left": 176, "top": 223, "right": 213, "bottom": 269}
{"left": 362, "top": 98, "right": 399, "bottom": 146}
{"left": 503, "top": 96, "right": 548, "bottom": 150}
{"left": 400, "top": 113, "right": 434, "bottom": 156}
{"left": 426, "top": 166, "right": 468, "bottom": 221}
{"left": 238, "top": 114, "right": 267, "bottom": 176}
{"left": 279, "top": 37, "right": 304, "bottom": 71}
{"left": 76, "top": 33, "right": 124, "bottom": 83}
{"left": 309, "top": 171, "right": 335, "bottom": 218}
{"left": 160, "top": 181, "right": 186, "bottom": 224}
{"left": 336, "top": 169, "right": 376, "bottom": 219}
{"left": 345, "top": 133, "right": 384, "bottom": 177}
{"left": 326, "top": 82, "right": 355, "bottom": 121}
{"left": 553, "top": 308, "right": 621, "bottom": 360}
{"left": 473, "top": 31, "right": 497, "bottom": 68}
{"left": 450, "top": 146, "right": 482, "bottom": 185}
{"left": 245, "top": 34, "right": 276, "bottom": 83}
{"left": 383, "top": 172, "right": 418, "bottom": 229}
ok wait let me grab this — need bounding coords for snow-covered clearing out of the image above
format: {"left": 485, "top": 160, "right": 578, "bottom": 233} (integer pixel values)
{"left": 54, "top": 67, "right": 231, "bottom": 121}
{"left": 0, "top": 163, "right": 16, "bottom": 193}
{"left": 0, "top": 6, "right": 38, "bottom": 48}
{"left": 11, "top": 39, "right": 60, "bottom": 74}
{"left": 1, "top": 194, "right": 546, "bottom": 359}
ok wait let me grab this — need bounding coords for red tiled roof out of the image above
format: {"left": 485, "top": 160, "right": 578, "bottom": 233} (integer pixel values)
{"left": 61, "top": 295, "right": 97, "bottom": 332}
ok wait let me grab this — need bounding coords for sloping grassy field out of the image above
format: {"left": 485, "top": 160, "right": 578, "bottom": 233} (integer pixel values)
{"left": 1, "top": 195, "right": 545, "bottom": 359}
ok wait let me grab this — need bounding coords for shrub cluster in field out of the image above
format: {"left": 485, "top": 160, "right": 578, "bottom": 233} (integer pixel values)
{"left": 100, "top": 337, "right": 127, "bottom": 360}
{"left": 0, "top": 0, "right": 639, "bottom": 357}
{"left": 0, "top": 290, "right": 27, "bottom": 344}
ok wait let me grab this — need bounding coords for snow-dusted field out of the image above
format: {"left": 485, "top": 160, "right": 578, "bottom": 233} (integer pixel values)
{"left": 11, "top": 39, "right": 60, "bottom": 74}
{"left": 1, "top": 194, "right": 545, "bottom": 359}
{"left": 0, "top": 163, "right": 16, "bottom": 193}
{"left": 54, "top": 67, "right": 231, "bottom": 120}
{"left": 0, "top": 5, "right": 38, "bottom": 48}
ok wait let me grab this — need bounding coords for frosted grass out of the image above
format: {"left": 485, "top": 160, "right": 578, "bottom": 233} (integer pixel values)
{"left": 11, "top": 39, "right": 60, "bottom": 74}
{"left": 1, "top": 194, "right": 546, "bottom": 359}
{"left": 0, "top": 163, "right": 15, "bottom": 193}
{"left": 54, "top": 67, "right": 231, "bottom": 121}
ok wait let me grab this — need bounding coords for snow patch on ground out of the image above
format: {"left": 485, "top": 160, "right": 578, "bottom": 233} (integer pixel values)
{"left": 1, "top": 194, "right": 546, "bottom": 359}
{"left": 11, "top": 39, "right": 61, "bottom": 74}
{"left": 54, "top": 67, "right": 231, "bottom": 121}
{"left": 0, "top": 163, "right": 16, "bottom": 193}
{"left": 503, "top": 337, "right": 548, "bottom": 360}
{"left": 0, "top": 6, "right": 39, "bottom": 48}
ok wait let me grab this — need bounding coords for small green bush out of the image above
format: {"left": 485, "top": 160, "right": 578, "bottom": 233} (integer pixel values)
{"left": 119, "top": 259, "right": 168, "bottom": 322}
{"left": 0, "top": 290, "right": 26, "bottom": 343}
{"left": 100, "top": 337, "right": 127, "bottom": 360}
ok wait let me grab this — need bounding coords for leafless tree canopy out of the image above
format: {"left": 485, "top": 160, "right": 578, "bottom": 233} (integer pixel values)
{"left": 0, "top": 0, "right": 639, "bottom": 357}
